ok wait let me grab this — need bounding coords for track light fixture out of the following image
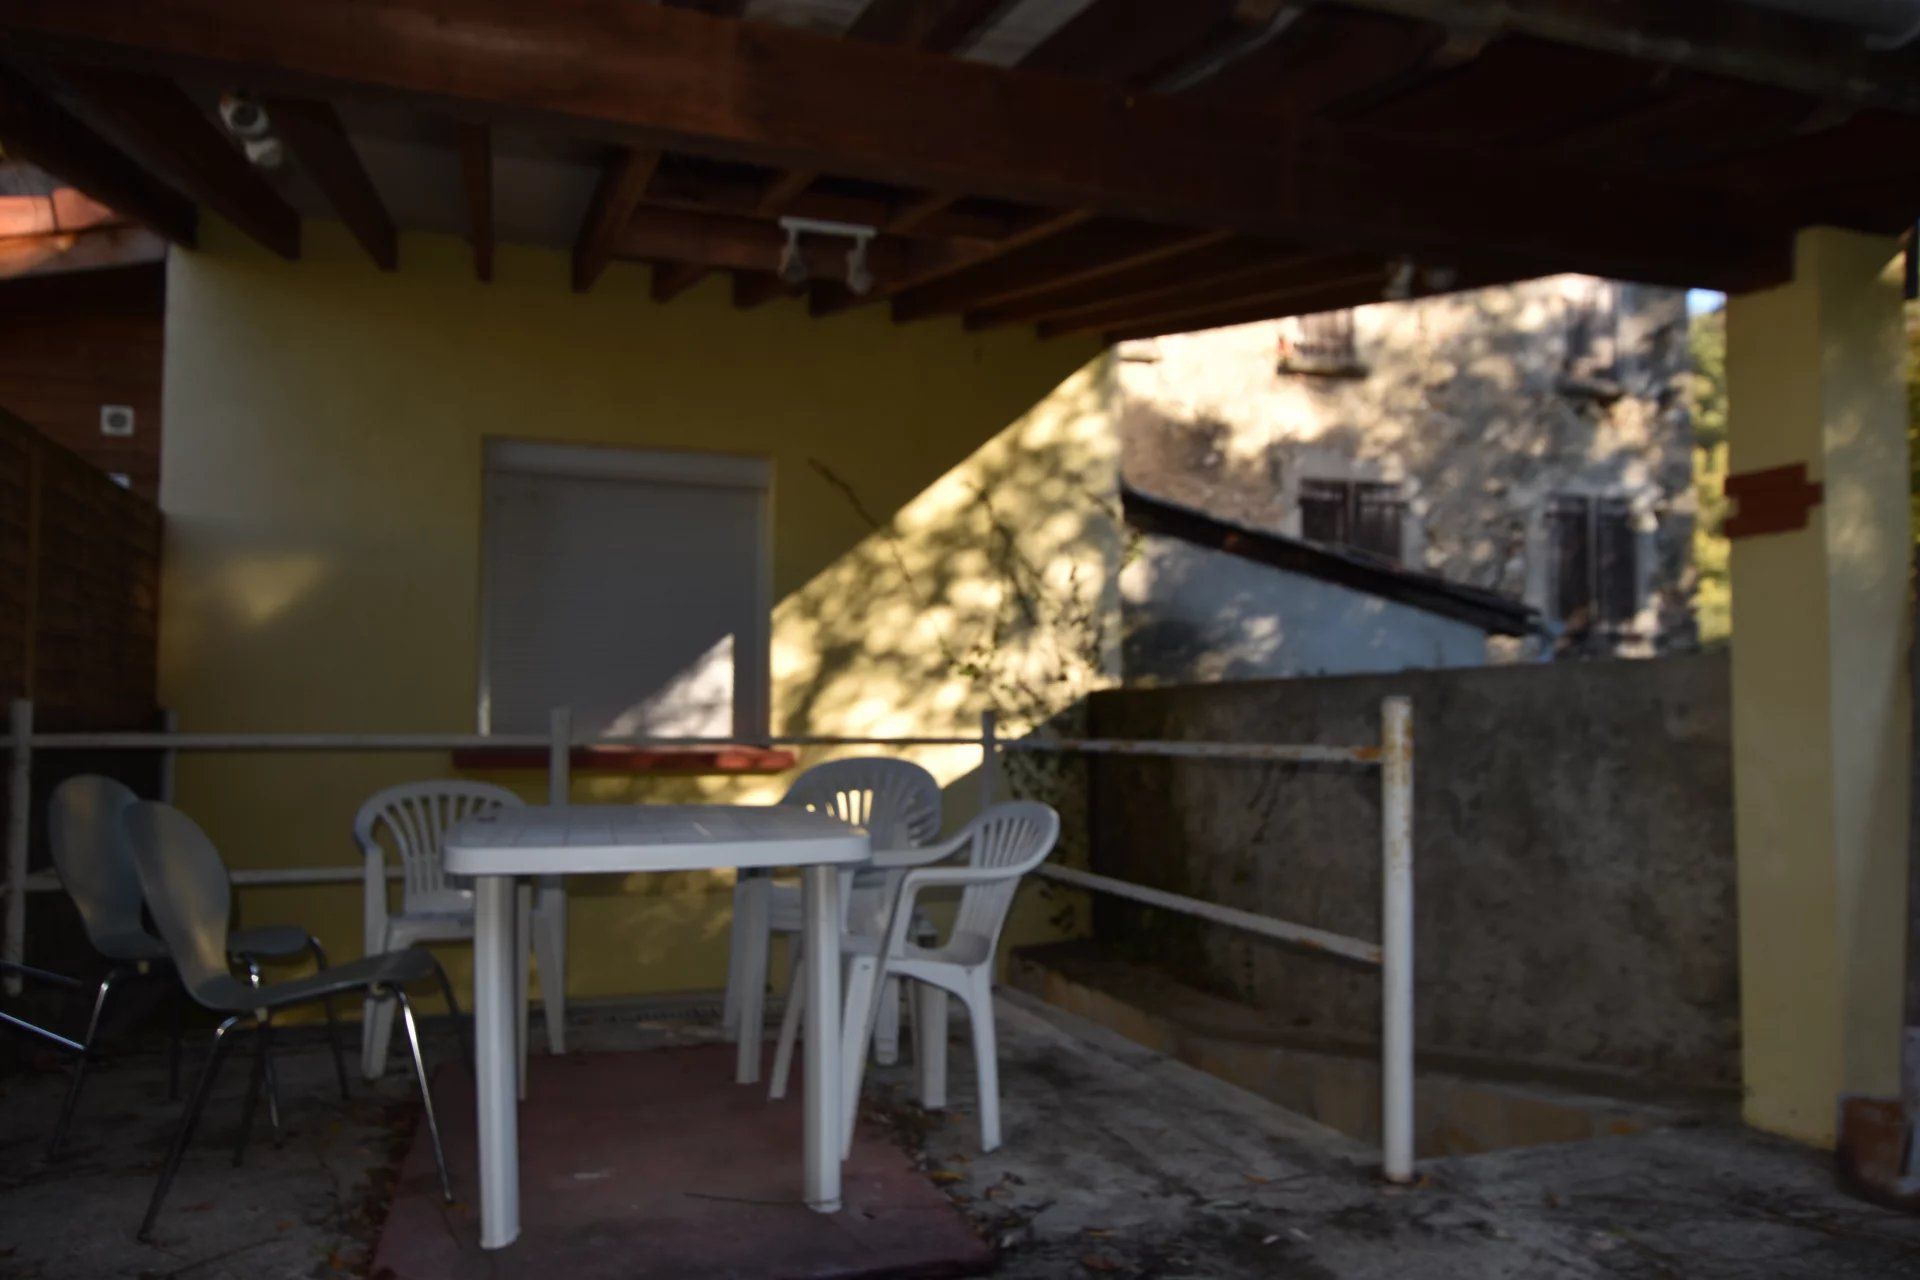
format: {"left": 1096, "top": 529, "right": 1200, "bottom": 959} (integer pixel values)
{"left": 776, "top": 216, "right": 879, "bottom": 294}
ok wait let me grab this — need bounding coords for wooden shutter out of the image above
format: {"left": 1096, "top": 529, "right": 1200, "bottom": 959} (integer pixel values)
{"left": 1350, "top": 482, "right": 1404, "bottom": 560}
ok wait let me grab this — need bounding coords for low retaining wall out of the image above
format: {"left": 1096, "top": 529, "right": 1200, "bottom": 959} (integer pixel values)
{"left": 1086, "top": 654, "right": 1737, "bottom": 1088}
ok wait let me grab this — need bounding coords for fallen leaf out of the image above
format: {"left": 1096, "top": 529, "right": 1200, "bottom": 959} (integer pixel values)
{"left": 1081, "top": 1255, "right": 1123, "bottom": 1273}
{"left": 928, "top": 1170, "right": 964, "bottom": 1185}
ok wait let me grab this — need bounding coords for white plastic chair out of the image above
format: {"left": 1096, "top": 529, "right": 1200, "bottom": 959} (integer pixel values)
{"left": 723, "top": 758, "right": 941, "bottom": 1082}
{"left": 833, "top": 800, "right": 1059, "bottom": 1156}
{"left": 356, "top": 781, "right": 565, "bottom": 1080}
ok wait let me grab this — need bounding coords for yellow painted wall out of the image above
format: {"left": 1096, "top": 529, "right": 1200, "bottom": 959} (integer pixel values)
{"left": 160, "top": 218, "right": 1111, "bottom": 1006}
{"left": 1727, "top": 227, "right": 1912, "bottom": 1145}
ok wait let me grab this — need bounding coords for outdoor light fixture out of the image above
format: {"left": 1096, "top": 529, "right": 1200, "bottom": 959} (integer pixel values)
{"left": 218, "top": 92, "right": 283, "bottom": 169}
{"left": 776, "top": 216, "right": 878, "bottom": 295}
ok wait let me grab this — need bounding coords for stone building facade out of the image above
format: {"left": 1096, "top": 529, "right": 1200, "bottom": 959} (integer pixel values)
{"left": 1115, "top": 276, "right": 1696, "bottom": 657}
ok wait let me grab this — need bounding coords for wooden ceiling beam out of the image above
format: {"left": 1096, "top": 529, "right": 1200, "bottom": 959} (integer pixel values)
{"left": 1290, "top": 0, "right": 1920, "bottom": 115}
{"left": 1098, "top": 257, "right": 1525, "bottom": 343}
{"left": 964, "top": 237, "right": 1306, "bottom": 328}
{"left": 1043, "top": 251, "right": 1389, "bottom": 338}
{"left": 892, "top": 224, "right": 1229, "bottom": 322}
{"left": 0, "top": 66, "right": 196, "bottom": 247}
{"left": 642, "top": 166, "right": 1007, "bottom": 242}
{"left": 650, "top": 261, "right": 709, "bottom": 302}
{"left": 456, "top": 120, "right": 492, "bottom": 281}
{"left": 739, "top": 0, "right": 1002, "bottom": 229}
{"left": 54, "top": 66, "right": 296, "bottom": 258}
{"left": 616, "top": 204, "right": 962, "bottom": 283}
{"left": 264, "top": 96, "right": 395, "bottom": 268}
{"left": 1020, "top": 0, "right": 1283, "bottom": 88}
{"left": 812, "top": 206, "right": 1092, "bottom": 318}
{"left": 573, "top": 145, "right": 661, "bottom": 291}
{"left": 845, "top": 0, "right": 1008, "bottom": 50}
{"left": 0, "top": 0, "right": 1794, "bottom": 288}
{"left": 730, "top": 269, "right": 796, "bottom": 309}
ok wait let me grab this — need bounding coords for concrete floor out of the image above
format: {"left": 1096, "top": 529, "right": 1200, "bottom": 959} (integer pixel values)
{"left": 3, "top": 989, "right": 1918, "bottom": 1278}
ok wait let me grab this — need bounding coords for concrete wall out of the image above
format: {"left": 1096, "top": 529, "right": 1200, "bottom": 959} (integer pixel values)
{"left": 1119, "top": 532, "right": 1492, "bottom": 683}
{"left": 159, "top": 217, "right": 1111, "bottom": 1003}
{"left": 1085, "top": 654, "right": 1738, "bottom": 1088}
{"left": 1116, "top": 277, "right": 1695, "bottom": 656}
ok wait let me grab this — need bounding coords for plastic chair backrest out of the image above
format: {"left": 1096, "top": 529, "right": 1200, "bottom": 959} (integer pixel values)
{"left": 951, "top": 801, "right": 1059, "bottom": 956}
{"left": 354, "top": 781, "right": 524, "bottom": 913}
{"left": 780, "top": 758, "right": 941, "bottom": 850}
{"left": 47, "top": 774, "right": 155, "bottom": 960}
{"left": 120, "top": 802, "right": 247, "bottom": 1010}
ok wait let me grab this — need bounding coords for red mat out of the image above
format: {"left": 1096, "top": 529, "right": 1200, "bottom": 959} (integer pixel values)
{"left": 372, "top": 1046, "right": 994, "bottom": 1279}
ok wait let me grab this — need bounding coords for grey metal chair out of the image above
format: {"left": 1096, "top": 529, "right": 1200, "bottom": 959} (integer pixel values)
{"left": 122, "top": 800, "right": 462, "bottom": 1241}
{"left": 43, "top": 775, "right": 351, "bottom": 1159}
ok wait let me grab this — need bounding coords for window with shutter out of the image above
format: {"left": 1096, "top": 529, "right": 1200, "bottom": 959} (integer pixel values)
{"left": 1298, "top": 477, "right": 1405, "bottom": 560}
{"left": 478, "top": 440, "right": 771, "bottom": 739}
{"left": 1277, "top": 309, "right": 1363, "bottom": 376}
{"left": 1546, "top": 493, "right": 1640, "bottom": 643}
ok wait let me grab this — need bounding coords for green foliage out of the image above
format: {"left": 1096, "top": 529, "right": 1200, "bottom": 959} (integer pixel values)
{"left": 1690, "top": 302, "right": 1920, "bottom": 649}
{"left": 1690, "top": 307, "right": 1731, "bottom": 648}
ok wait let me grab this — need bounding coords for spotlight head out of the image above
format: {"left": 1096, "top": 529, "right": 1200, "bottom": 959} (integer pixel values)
{"left": 777, "top": 226, "right": 808, "bottom": 285}
{"left": 845, "top": 237, "right": 874, "bottom": 295}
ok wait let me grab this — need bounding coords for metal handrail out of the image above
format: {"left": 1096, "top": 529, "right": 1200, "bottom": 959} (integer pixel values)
{"left": 3, "top": 695, "right": 1415, "bottom": 1183}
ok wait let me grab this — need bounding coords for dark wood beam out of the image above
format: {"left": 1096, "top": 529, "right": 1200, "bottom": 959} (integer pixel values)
{"left": 0, "top": 66, "right": 196, "bottom": 247}
{"left": 845, "top": 0, "right": 1008, "bottom": 50}
{"left": 1099, "top": 257, "right": 1525, "bottom": 343}
{"left": 662, "top": 0, "right": 751, "bottom": 15}
{"left": 263, "top": 96, "right": 395, "bottom": 268}
{"left": 642, "top": 165, "right": 1007, "bottom": 241}
{"left": 753, "top": 169, "right": 815, "bottom": 215}
{"left": 55, "top": 66, "right": 296, "bottom": 257}
{"left": 1020, "top": 0, "right": 1281, "bottom": 88}
{"left": 617, "top": 204, "right": 961, "bottom": 282}
{"left": 964, "top": 236, "right": 1304, "bottom": 328}
{"left": 456, "top": 120, "right": 491, "bottom": 281}
{"left": 0, "top": 0, "right": 1793, "bottom": 287}
{"left": 650, "top": 261, "right": 709, "bottom": 302}
{"left": 573, "top": 146, "right": 660, "bottom": 291}
{"left": 893, "top": 224, "right": 1228, "bottom": 322}
{"left": 812, "top": 206, "right": 1091, "bottom": 317}
{"left": 730, "top": 269, "right": 796, "bottom": 309}
{"left": 742, "top": 0, "right": 1002, "bottom": 228}
{"left": 1290, "top": 0, "right": 1920, "bottom": 115}
{"left": 1044, "top": 251, "right": 1389, "bottom": 338}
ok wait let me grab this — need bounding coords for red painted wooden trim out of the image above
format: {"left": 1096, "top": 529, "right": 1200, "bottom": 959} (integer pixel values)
{"left": 450, "top": 744, "right": 797, "bottom": 775}
{"left": 1723, "top": 463, "right": 1822, "bottom": 540}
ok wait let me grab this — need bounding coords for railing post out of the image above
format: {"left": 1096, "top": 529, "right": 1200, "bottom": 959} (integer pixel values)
{"left": 546, "top": 705, "right": 572, "bottom": 806}
{"left": 1380, "top": 696, "right": 1415, "bottom": 1183}
{"left": 5, "top": 699, "right": 33, "bottom": 997}
{"left": 980, "top": 709, "right": 999, "bottom": 809}
{"left": 157, "top": 707, "right": 177, "bottom": 804}
{"left": 539, "top": 706, "right": 572, "bottom": 1055}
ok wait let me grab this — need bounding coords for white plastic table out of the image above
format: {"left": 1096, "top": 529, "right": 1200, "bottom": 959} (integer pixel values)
{"left": 444, "top": 803, "right": 870, "bottom": 1251}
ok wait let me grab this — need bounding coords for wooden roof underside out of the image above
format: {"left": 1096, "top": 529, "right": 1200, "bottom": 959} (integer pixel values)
{"left": 1, "top": 0, "right": 1917, "bottom": 341}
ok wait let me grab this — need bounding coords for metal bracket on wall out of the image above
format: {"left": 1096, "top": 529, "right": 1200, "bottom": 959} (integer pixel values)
{"left": 1723, "top": 463, "right": 1823, "bottom": 540}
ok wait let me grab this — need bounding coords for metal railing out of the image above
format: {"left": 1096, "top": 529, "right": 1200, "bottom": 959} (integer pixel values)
{"left": 3, "top": 694, "right": 1415, "bottom": 1181}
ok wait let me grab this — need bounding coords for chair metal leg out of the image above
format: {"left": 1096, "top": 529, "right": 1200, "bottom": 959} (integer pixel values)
{"left": 48, "top": 967, "right": 123, "bottom": 1160}
{"left": 428, "top": 957, "right": 473, "bottom": 1071}
{"left": 308, "top": 939, "right": 351, "bottom": 1100}
{"left": 241, "top": 958, "right": 283, "bottom": 1142}
{"left": 233, "top": 1016, "right": 275, "bottom": 1167}
{"left": 394, "top": 987, "right": 454, "bottom": 1204}
{"left": 140, "top": 1015, "right": 243, "bottom": 1242}
{"left": 167, "top": 981, "right": 185, "bottom": 1102}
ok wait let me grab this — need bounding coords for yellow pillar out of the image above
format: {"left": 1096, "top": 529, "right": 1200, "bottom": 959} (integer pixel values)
{"left": 1727, "top": 227, "right": 1911, "bottom": 1146}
